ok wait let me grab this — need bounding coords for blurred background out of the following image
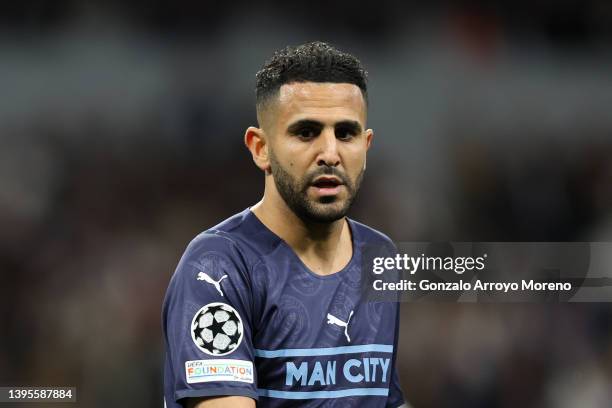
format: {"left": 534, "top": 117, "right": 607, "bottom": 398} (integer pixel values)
{"left": 1, "top": 1, "right": 611, "bottom": 407}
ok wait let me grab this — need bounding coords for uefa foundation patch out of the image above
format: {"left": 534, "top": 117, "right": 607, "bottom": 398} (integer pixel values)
{"left": 185, "top": 359, "right": 254, "bottom": 384}
{"left": 191, "top": 302, "right": 244, "bottom": 356}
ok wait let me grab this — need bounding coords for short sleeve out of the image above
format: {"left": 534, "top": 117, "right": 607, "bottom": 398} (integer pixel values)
{"left": 162, "top": 233, "right": 257, "bottom": 404}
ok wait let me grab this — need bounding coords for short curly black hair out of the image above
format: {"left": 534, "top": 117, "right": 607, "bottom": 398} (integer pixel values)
{"left": 255, "top": 41, "right": 368, "bottom": 108}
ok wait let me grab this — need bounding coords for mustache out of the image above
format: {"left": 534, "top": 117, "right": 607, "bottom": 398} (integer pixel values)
{"left": 305, "top": 166, "right": 351, "bottom": 187}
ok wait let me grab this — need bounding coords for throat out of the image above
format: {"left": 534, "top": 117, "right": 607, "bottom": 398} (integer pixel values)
{"left": 251, "top": 199, "right": 354, "bottom": 275}
{"left": 293, "top": 220, "right": 354, "bottom": 276}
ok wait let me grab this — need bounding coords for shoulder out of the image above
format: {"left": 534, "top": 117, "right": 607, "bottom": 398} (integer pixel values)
{"left": 183, "top": 209, "right": 255, "bottom": 259}
{"left": 184, "top": 231, "right": 240, "bottom": 258}
{"left": 168, "top": 216, "right": 255, "bottom": 298}
{"left": 176, "top": 209, "right": 272, "bottom": 281}
{"left": 348, "top": 218, "right": 396, "bottom": 249}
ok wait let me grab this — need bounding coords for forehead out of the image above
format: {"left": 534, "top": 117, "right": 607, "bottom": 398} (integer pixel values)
{"left": 274, "top": 82, "right": 367, "bottom": 125}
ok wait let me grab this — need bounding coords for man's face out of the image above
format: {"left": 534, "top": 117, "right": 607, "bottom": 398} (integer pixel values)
{"left": 263, "top": 82, "right": 372, "bottom": 223}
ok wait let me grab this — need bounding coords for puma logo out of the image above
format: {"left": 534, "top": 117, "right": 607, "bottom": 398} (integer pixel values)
{"left": 197, "top": 271, "right": 228, "bottom": 297}
{"left": 326, "top": 310, "right": 354, "bottom": 343}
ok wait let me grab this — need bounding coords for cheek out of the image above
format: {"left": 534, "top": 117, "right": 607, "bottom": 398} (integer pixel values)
{"left": 343, "top": 148, "right": 367, "bottom": 172}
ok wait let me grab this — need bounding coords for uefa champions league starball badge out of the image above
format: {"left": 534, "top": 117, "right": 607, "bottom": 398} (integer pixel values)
{"left": 191, "top": 302, "right": 244, "bottom": 356}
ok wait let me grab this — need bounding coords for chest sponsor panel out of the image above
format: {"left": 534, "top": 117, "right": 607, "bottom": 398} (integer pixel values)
{"left": 254, "top": 344, "right": 393, "bottom": 399}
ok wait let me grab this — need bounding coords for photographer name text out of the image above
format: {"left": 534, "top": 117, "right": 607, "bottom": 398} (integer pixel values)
{"left": 373, "top": 279, "right": 572, "bottom": 292}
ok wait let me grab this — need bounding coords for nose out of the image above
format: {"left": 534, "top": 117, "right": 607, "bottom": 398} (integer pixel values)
{"left": 316, "top": 128, "right": 341, "bottom": 167}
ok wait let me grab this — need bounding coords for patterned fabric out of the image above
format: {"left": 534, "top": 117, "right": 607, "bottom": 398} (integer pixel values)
{"left": 163, "top": 209, "right": 405, "bottom": 407}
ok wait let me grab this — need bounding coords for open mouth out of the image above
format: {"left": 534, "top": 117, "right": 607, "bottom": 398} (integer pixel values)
{"left": 310, "top": 177, "right": 344, "bottom": 196}
{"left": 312, "top": 177, "right": 342, "bottom": 188}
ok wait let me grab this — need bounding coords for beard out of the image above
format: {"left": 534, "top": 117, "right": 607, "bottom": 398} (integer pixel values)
{"left": 268, "top": 150, "right": 365, "bottom": 223}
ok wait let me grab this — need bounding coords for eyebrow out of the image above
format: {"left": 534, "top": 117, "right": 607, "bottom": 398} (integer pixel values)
{"left": 334, "top": 120, "right": 363, "bottom": 134}
{"left": 286, "top": 119, "right": 323, "bottom": 134}
{"left": 286, "top": 119, "right": 363, "bottom": 134}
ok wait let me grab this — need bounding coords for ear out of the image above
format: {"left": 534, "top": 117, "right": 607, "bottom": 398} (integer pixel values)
{"left": 365, "top": 128, "right": 373, "bottom": 151}
{"left": 364, "top": 129, "right": 374, "bottom": 171}
{"left": 244, "top": 126, "right": 270, "bottom": 173}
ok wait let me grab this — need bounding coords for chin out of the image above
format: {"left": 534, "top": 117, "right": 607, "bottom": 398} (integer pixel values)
{"left": 304, "top": 202, "right": 350, "bottom": 223}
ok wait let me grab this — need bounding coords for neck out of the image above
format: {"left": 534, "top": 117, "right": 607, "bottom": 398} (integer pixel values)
{"left": 251, "top": 187, "right": 352, "bottom": 275}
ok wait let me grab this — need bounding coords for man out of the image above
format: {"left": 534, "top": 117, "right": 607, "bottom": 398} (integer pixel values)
{"left": 163, "top": 41, "right": 406, "bottom": 408}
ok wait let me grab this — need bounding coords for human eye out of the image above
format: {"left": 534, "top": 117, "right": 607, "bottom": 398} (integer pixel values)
{"left": 287, "top": 120, "right": 323, "bottom": 140}
{"left": 335, "top": 125, "right": 358, "bottom": 140}
{"left": 293, "top": 126, "right": 320, "bottom": 140}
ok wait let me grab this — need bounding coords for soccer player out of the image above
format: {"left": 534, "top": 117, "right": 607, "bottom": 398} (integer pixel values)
{"left": 163, "top": 41, "right": 406, "bottom": 408}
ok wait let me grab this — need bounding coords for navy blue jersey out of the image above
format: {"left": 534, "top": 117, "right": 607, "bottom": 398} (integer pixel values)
{"left": 163, "top": 208, "right": 405, "bottom": 407}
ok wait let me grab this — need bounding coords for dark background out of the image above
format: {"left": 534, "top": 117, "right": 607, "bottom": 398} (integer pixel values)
{"left": 1, "top": 1, "right": 611, "bottom": 407}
